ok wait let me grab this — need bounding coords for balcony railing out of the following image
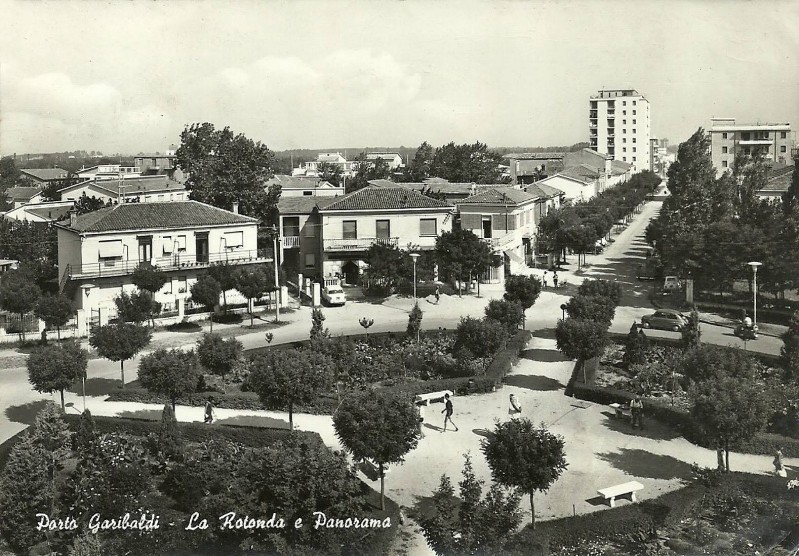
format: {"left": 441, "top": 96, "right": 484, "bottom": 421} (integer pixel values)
{"left": 323, "top": 237, "right": 399, "bottom": 251}
{"left": 282, "top": 236, "right": 301, "bottom": 248}
{"left": 738, "top": 139, "right": 772, "bottom": 146}
{"left": 64, "top": 249, "right": 272, "bottom": 280}
{"left": 481, "top": 234, "right": 518, "bottom": 252}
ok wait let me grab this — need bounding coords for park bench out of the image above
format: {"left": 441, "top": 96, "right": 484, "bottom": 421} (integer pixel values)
{"left": 597, "top": 481, "right": 644, "bottom": 508}
{"left": 415, "top": 390, "right": 454, "bottom": 406}
{"left": 609, "top": 402, "right": 631, "bottom": 421}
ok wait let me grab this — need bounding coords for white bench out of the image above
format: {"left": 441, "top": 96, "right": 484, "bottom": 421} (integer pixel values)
{"left": 415, "top": 390, "right": 454, "bottom": 406}
{"left": 597, "top": 481, "right": 644, "bottom": 508}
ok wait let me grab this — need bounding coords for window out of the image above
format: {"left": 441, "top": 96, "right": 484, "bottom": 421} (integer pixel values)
{"left": 303, "top": 191, "right": 312, "bottom": 196}
{"left": 138, "top": 236, "right": 152, "bottom": 262}
{"left": 633, "top": 110, "right": 637, "bottom": 115}
{"left": 633, "top": 100, "right": 637, "bottom": 105}
{"left": 722, "top": 132, "right": 728, "bottom": 139}
{"left": 304, "top": 254, "right": 315, "bottom": 269}
{"left": 623, "top": 119, "right": 627, "bottom": 125}
{"left": 163, "top": 280, "right": 172, "bottom": 295}
{"left": 343, "top": 221, "right": 357, "bottom": 239}
{"left": 633, "top": 128, "right": 636, "bottom": 134}
{"left": 782, "top": 145, "right": 787, "bottom": 153}
{"left": 98, "top": 240, "right": 123, "bottom": 260}
{"left": 178, "top": 276, "right": 187, "bottom": 294}
{"left": 633, "top": 119, "right": 636, "bottom": 125}
{"left": 633, "top": 156, "right": 637, "bottom": 161}
{"left": 420, "top": 218, "right": 437, "bottom": 236}
{"left": 376, "top": 220, "right": 390, "bottom": 240}
{"left": 622, "top": 101, "right": 626, "bottom": 106}
{"left": 224, "top": 231, "right": 243, "bottom": 249}
{"left": 162, "top": 236, "right": 173, "bottom": 255}
{"left": 633, "top": 138, "right": 637, "bottom": 143}
{"left": 176, "top": 235, "right": 187, "bottom": 252}
{"left": 623, "top": 138, "right": 627, "bottom": 143}
{"left": 622, "top": 129, "right": 626, "bottom": 134}
{"left": 722, "top": 160, "right": 728, "bottom": 168}
{"left": 781, "top": 131, "right": 787, "bottom": 139}
{"left": 722, "top": 146, "right": 728, "bottom": 154}
{"left": 623, "top": 147, "right": 627, "bottom": 153}
{"left": 283, "top": 217, "right": 300, "bottom": 237}
{"left": 157, "top": 194, "right": 164, "bottom": 201}
{"left": 633, "top": 147, "right": 636, "bottom": 152}
{"left": 623, "top": 157, "right": 627, "bottom": 161}
{"left": 623, "top": 110, "right": 627, "bottom": 115}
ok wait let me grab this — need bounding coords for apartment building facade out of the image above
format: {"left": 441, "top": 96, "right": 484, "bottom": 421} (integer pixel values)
{"left": 709, "top": 118, "right": 794, "bottom": 176}
{"left": 589, "top": 89, "right": 651, "bottom": 174}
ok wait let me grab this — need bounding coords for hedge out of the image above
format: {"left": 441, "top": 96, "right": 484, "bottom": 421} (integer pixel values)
{"left": 0, "top": 428, "right": 29, "bottom": 472}
{"left": 62, "top": 413, "right": 324, "bottom": 448}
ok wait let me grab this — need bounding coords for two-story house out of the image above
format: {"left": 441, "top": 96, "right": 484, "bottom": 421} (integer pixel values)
{"left": 19, "top": 168, "right": 68, "bottom": 187}
{"left": 59, "top": 175, "right": 187, "bottom": 204}
{"left": 455, "top": 187, "right": 540, "bottom": 281}
{"left": 266, "top": 175, "right": 344, "bottom": 198}
{"left": 76, "top": 164, "right": 142, "bottom": 181}
{"left": 56, "top": 201, "right": 268, "bottom": 315}
{"left": 316, "top": 185, "right": 454, "bottom": 284}
{"left": 134, "top": 149, "right": 185, "bottom": 182}
{"left": 277, "top": 196, "right": 333, "bottom": 281}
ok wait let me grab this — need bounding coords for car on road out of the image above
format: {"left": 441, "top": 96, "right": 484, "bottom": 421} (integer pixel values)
{"left": 663, "top": 276, "right": 682, "bottom": 291}
{"left": 641, "top": 309, "right": 689, "bottom": 332}
{"left": 321, "top": 284, "right": 347, "bottom": 306}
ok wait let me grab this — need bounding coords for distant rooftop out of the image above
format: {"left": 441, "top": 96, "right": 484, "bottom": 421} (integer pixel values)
{"left": 591, "top": 89, "right": 644, "bottom": 99}
{"left": 265, "top": 174, "right": 337, "bottom": 189}
{"left": 710, "top": 118, "right": 791, "bottom": 131}
{"left": 505, "top": 152, "right": 565, "bottom": 161}
{"left": 19, "top": 168, "right": 68, "bottom": 181}
{"left": 321, "top": 185, "right": 452, "bottom": 211}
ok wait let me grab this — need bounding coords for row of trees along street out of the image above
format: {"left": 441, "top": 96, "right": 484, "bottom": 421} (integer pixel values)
{"left": 647, "top": 127, "right": 799, "bottom": 302}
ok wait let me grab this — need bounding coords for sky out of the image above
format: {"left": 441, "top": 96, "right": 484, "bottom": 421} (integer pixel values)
{"left": 1, "top": 0, "right": 798, "bottom": 156}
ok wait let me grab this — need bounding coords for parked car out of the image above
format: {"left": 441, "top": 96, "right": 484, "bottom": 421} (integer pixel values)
{"left": 641, "top": 309, "right": 688, "bottom": 332}
{"left": 637, "top": 256, "right": 663, "bottom": 280}
{"left": 321, "top": 284, "right": 346, "bottom": 306}
{"left": 663, "top": 276, "right": 682, "bottom": 291}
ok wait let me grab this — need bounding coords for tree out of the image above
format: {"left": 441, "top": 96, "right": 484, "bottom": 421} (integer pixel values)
{"left": 407, "top": 302, "right": 423, "bottom": 343}
{"left": 365, "top": 243, "right": 407, "bottom": 290}
{"left": 175, "top": 122, "right": 281, "bottom": 224}
{"left": 555, "top": 318, "right": 607, "bottom": 382}
{"left": 310, "top": 307, "right": 329, "bottom": 341}
{"left": 207, "top": 261, "right": 237, "bottom": 314}
{"left": 196, "top": 333, "right": 243, "bottom": 382}
{"left": 154, "top": 403, "right": 183, "bottom": 461}
{"left": 114, "top": 290, "right": 160, "bottom": 326}
{"left": 73, "top": 192, "right": 113, "bottom": 215}
{"left": 485, "top": 299, "right": 525, "bottom": 333}
{"left": 419, "top": 454, "right": 522, "bottom": 555}
{"left": 0, "top": 155, "right": 20, "bottom": 186}
{"left": 781, "top": 310, "right": 799, "bottom": 381}
{"left": 333, "top": 390, "right": 420, "bottom": 510}
{"left": 0, "top": 223, "right": 58, "bottom": 293}
{"left": 27, "top": 341, "right": 87, "bottom": 411}
{"left": 34, "top": 294, "right": 74, "bottom": 341}
{"left": 430, "top": 141, "right": 503, "bottom": 184}
{"left": 190, "top": 273, "right": 222, "bottom": 332}
{"left": 316, "top": 161, "right": 342, "bottom": 187}
{"left": 623, "top": 324, "right": 649, "bottom": 367}
{"left": 247, "top": 349, "right": 333, "bottom": 431}
{"left": 436, "top": 229, "right": 494, "bottom": 294}
{"left": 564, "top": 294, "right": 616, "bottom": 327}
{"left": 0, "top": 269, "right": 41, "bottom": 342}
{"left": 577, "top": 279, "right": 622, "bottom": 305}
{"left": 234, "top": 265, "right": 272, "bottom": 327}
{"left": 131, "top": 263, "right": 169, "bottom": 294}
{"left": 481, "top": 418, "right": 567, "bottom": 528}
{"left": 681, "top": 308, "right": 702, "bottom": 349}
{"left": 454, "top": 317, "right": 508, "bottom": 359}
{"left": 690, "top": 375, "right": 771, "bottom": 472}
{"left": 89, "top": 322, "right": 151, "bottom": 388}
{"left": 346, "top": 152, "right": 392, "bottom": 193}
{"left": 138, "top": 348, "right": 201, "bottom": 413}
{"left": 402, "top": 141, "right": 434, "bottom": 183}
{"left": 503, "top": 274, "right": 542, "bottom": 328}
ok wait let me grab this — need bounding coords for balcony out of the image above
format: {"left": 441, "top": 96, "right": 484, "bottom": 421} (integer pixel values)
{"left": 607, "top": 113, "right": 615, "bottom": 119}
{"left": 738, "top": 139, "right": 772, "bottom": 146}
{"left": 63, "top": 249, "right": 272, "bottom": 281}
{"left": 282, "top": 236, "right": 300, "bottom": 248}
{"left": 323, "top": 237, "right": 399, "bottom": 251}
{"left": 589, "top": 111, "right": 598, "bottom": 118}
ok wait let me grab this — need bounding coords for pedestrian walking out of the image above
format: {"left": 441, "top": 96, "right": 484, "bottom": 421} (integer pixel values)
{"left": 552, "top": 271, "right": 559, "bottom": 289}
{"left": 543, "top": 271, "right": 548, "bottom": 288}
{"left": 441, "top": 393, "right": 458, "bottom": 432}
{"left": 774, "top": 448, "right": 786, "bottom": 477}
{"left": 204, "top": 397, "right": 215, "bottom": 424}
{"left": 434, "top": 285, "right": 441, "bottom": 304}
{"left": 630, "top": 395, "right": 644, "bottom": 429}
{"left": 509, "top": 393, "right": 522, "bottom": 415}
{"left": 416, "top": 401, "right": 426, "bottom": 438}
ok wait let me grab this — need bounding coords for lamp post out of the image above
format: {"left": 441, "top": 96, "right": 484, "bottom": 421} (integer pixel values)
{"left": 747, "top": 262, "right": 762, "bottom": 326}
{"left": 410, "top": 253, "right": 420, "bottom": 300}
{"left": 271, "top": 225, "right": 280, "bottom": 323}
{"left": 560, "top": 303, "right": 567, "bottom": 320}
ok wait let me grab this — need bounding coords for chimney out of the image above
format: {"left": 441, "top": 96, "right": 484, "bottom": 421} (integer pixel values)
{"left": 70, "top": 211, "right": 77, "bottom": 227}
{"left": 232, "top": 202, "right": 239, "bottom": 214}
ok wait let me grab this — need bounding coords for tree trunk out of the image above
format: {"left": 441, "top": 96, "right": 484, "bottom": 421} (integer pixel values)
{"left": 209, "top": 311, "right": 214, "bottom": 333}
{"left": 250, "top": 308, "right": 254, "bottom": 328}
{"left": 19, "top": 312, "right": 26, "bottom": 343}
{"left": 724, "top": 438, "right": 730, "bottom": 472}
{"left": 120, "top": 360, "right": 125, "bottom": 390}
{"left": 222, "top": 290, "right": 228, "bottom": 314}
{"left": 172, "top": 398, "right": 177, "bottom": 415}
{"left": 60, "top": 389, "right": 65, "bottom": 412}
{"left": 56, "top": 326, "right": 61, "bottom": 342}
{"left": 530, "top": 492, "right": 536, "bottom": 529}
{"left": 288, "top": 402, "right": 293, "bottom": 431}
{"left": 380, "top": 463, "right": 386, "bottom": 511}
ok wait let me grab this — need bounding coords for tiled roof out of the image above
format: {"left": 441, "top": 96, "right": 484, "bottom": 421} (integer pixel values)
{"left": 525, "top": 183, "right": 564, "bottom": 198}
{"left": 20, "top": 168, "right": 68, "bottom": 181}
{"left": 560, "top": 165, "right": 600, "bottom": 182}
{"left": 6, "top": 187, "right": 41, "bottom": 201}
{"left": 59, "top": 201, "right": 255, "bottom": 233}
{"left": 759, "top": 167, "right": 794, "bottom": 193}
{"left": 277, "top": 196, "right": 335, "bottom": 214}
{"left": 505, "top": 152, "right": 566, "bottom": 160}
{"left": 367, "top": 179, "right": 404, "bottom": 188}
{"left": 457, "top": 187, "right": 538, "bottom": 206}
{"left": 266, "top": 175, "right": 336, "bottom": 190}
{"left": 320, "top": 186, "right": 452, "bottom": 211}
{"left": 611, "top": 160, "right": 632, "bottom": 175}
{"left": 60, "top": 175, "right": 184, "bottom": 195}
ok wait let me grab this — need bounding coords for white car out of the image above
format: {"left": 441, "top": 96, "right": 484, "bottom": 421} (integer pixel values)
{"left": 321, "top": 284, "right": 346, "bottom": 306}
{"left": 663, "top": 276, "right": 682, "bottom": 291}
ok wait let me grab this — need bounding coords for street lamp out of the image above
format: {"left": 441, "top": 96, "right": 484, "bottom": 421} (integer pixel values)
{"left": 747, "top": 262, "right": 762, "bottom": 326}
{"left": 410, "top": 253, "right": 420, "bottom": 300}
{"left": 270, "top": 225, "right": 281, "bottom": 323}
{"left": 560, "top": 303, "right": 567, "bottom": 320}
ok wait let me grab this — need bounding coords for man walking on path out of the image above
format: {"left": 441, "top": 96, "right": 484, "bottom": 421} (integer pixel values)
{"left": 442, "top": 393, "right": 458, "bottom": 432}
{"left": 552, "top": 272, "right": 559, "bottom": 289}
{"left": 204, "top": 397, "right": 215, "bottom": 424}
{"left": 630, "top": 395, "right": 644, "bottom": 429}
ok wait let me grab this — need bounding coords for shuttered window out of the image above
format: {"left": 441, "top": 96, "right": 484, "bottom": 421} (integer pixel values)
{"left": 98, "top": 240, "right": 123, "bottom": 259}
{"left": 460, "top": 213, "right": 481, "bottom": 230}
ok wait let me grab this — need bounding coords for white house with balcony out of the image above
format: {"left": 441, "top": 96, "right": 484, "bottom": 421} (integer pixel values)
{"left": 76, "top": 164, "right": 142, "bottom": 181}
{"left": 277, "top": 196, "right": 334, "bottom": 281}
{"left": 59, "top": 175, "right": 187, "bottom": 205}
{"left": 266, "top": 175, "right": 344, "bottom": 198}
{"left": 455, "top": 187, "right": 540, "bottom": 282}
{"left": 55, "top": 201, "right": 269, "bottom": 316}
{"left": 316, "top": 185, "right": 453, "bottom": 284}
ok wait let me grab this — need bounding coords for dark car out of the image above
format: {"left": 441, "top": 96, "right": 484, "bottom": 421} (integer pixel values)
{"left": 641, "top": 309, "right": 688, "bottom": 332}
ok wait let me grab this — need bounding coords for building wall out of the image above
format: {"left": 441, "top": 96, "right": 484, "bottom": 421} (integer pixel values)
{"left": 591, "top": 91, "right": 651, "bottom": 173}
{"left": 57, "top": 228, "right": 83, "bottom": 281}
{"left": 710, "top": 125, "right": 794, "bottom": 176}
{"left": 280, "top": 212, "right": 323, "bottom": 276}
{"left": 538, "top": 175, "right": 594, "bottom": 202}
{"left": 61, "top": 182, "right": 187, "bottom": 203}
{"left": 280, "top": 186, "right": 345, "bottom": 198}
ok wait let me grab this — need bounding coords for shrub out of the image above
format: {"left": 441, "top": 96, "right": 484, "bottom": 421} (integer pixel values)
{"left": 484, "top": 299, "right": 525, "bottom": 333}
{"left": 380, "top": 376, "right": 496, "bottom": 397}
{"left": 577, "top": 279, "right": 622, "bottom": 305}
{"left": 454, "top": 317, "right": 508, "bottom": 359}
{"left": 487, "top": 330, "right": 531, "bottom": 383}
{"left": 565, "top": 295, "right": 616, "bottom": 326}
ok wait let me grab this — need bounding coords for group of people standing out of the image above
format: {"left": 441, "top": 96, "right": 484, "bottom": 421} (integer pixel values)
{"left": 542, "top": 270, "right": 559, "bottom": 289}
